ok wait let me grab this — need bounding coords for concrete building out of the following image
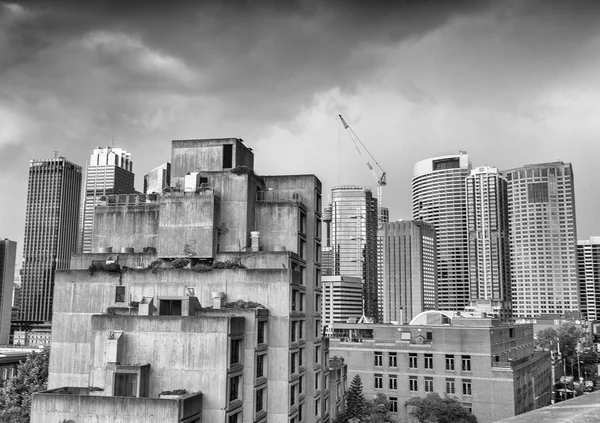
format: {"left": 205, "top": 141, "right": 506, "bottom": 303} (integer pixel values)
{"left": 378, "top": 220, "right": 437, "bottom": 324}
{"left": 0, "top": 351, "right": 28, "bottom": 384}
{"left": 328, "top": 186, "right": 379, "bottom": 321}
{"left": 322, "top": 276, "right": 363, "bottom": 331}
{"left": 329, "top": 311, "right": 552, "bottom": 423}
{"left": 32, "top": 138, "right": 332, "bottom": 423}
{"left": 412, "top": 153, "right": 471, "bottom": 312}
{"left": 0, "top": 239, "right": 16, "bottom": 344}
{"left": 502, "top": 162, "right": 578, "bottom": 318}
{"left": 465, "top": 166, "right": 512, "bottom": 320}
{"left": 577, "top": 237, "right": 600, "bottom": 321}
{"left": 20, "top": 157, "right": 82, "bottom": 323}
{"left": 144, "top": 162, "right": 171, "bottom": 195}
{"left": 80, "top": 147, "right": 136, "bottom": 253}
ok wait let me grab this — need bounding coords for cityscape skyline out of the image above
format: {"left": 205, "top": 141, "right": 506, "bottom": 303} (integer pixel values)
{"left": 2, "top": 1, "right": 600, "bottom": 255}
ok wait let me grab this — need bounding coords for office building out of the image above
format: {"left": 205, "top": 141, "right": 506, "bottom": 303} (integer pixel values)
{"left": 577, "top": 237, "right": 600, "bottom": 321}
{"left": 329, "top": 186, "right": 379, "bottom": 321}
{"left": 322, "top": 275, "right": 363, "bottom": 331}
{"left": 378, "top": 220, "right": 437, "bottom": 324}
{"left": 503, "top": 162, "right": 578, "bottom": 318}
{"left": 20, "top": 157, "right": 82, "bottom": 323}
{"left": 143, "top": 162, "right": 171, "bottom": 195}
{"left": 465, "top": 166, "right": 511, "bottom": 320}
{"left": 32, "top": 138, "right": 335, "bottom": 423}
{"left": 80, "top": 147, "right": 135, "bottom": 253}
{"left": 412, "top": 153, "right": 471, "bottom": 311}
{"left": 0, "top": 239, "right": 16, "bottom": 344}
{"left": 328, "top": 311, "right": 551, "bottom": 423}
{"left": 375, "top": 207, "right": 389, "bottom": 321}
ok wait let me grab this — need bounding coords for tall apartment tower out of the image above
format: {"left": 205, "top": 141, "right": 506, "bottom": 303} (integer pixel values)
{"left": 465, "top": 166, "right": 511, "bottom": 320}
{"left": 80, "top": 147, "right": 135, "bottom": 253}
{"left": 578, "top": 237, "right": 600, "bottom": 321}
{"left": 412, "top": 153, "right": 471, "bottom": 311}
{"left": 21, "top": 157, "right": 82, "bottom": 323}
{"left": 33, "top": 138, "right": 331, "bottom": 422}
{"left": 503, "top": 162, "right": 578, "bottom": 318}
{"left": 143, "top": 162, "right": 171, "bottom": 194}
{"left": 329, "top": 186, "right": 379, "bottom": 321}
{"left": 0, "top": 239, "right": 16, "bottom": 344}
{"left": 376, "top": 207, "right": 389, "bottom": 322}
{"left": 378, "top": 220, "right": 437, "bottom": 324}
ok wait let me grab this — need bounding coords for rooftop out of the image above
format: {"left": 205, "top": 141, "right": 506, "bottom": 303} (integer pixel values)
{"left": 497, "top": 390, "right": 600, "bottom": 422}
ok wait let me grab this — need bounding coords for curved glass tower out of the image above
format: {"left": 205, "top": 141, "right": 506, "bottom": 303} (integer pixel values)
{"left": 412, "top": 153, "right": 471, "bottom": 311}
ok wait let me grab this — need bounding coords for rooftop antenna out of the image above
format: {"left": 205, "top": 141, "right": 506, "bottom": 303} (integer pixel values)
{"left": 53, "top": 150, "right": 59, "bottom": 159}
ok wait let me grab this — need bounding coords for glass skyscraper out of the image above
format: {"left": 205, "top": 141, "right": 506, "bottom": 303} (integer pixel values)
{"left": 412, "top": 153, "right": 471, "bottom": 312}
{"left": 503, "top": 162, "right": 578, "bottom": 318}
{"left": 329, "top": 186, "right": 379, "bottom": 321}
{"left": 21, "top": 157, "right": 82, "bottom": 323}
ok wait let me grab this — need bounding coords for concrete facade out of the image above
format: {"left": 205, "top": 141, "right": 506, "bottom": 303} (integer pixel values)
{"left": 329, "top": 312, "right": 552, "bottom": 423}
{"left": 0, "top": 239, "right": 16, "bottom": 344}
{"left": 34, "top": 138, "right": 330, "bottom": 423}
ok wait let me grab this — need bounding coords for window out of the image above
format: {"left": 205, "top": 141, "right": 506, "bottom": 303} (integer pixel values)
{"left": 159, "top": 299, "right": 182, "bottom": 316}
{"left": 291, "top": 352, "right": 297, "bottom": 374}
{"left": 300, "top": 239, "right": 306, "bottom": 259}
{"left": 292, "top": 290, "right": 298, "bottom": 311}
{"left": 389, "top": 375, "right": 397, "bottom": 390}
{"left": 228, "top": 412, "right": 240, "bottom": 423}
{"left": 409, "top": 376, "right": 418, "bottom": 392}
{"left": 461, "top": 356, "right": 471, "bottom": 372}
{"left": 291, "top": 321, "right": 297, "bottom": 342}
{"left": 257, "top": 321, "right": 266, "bottom": 344}
{"left": 374, "top": 352, "right": 383, "bottom": 367}
{"left": 446, "top": 379, "right": 455, "bottom": 394}
{"left": 114, "top": 373, "right": 137, "bottom": 397}
{"left": 256, "top": 387, "right": 265, "bottom": 413}
{"left": 315, "top": 346, "right": 321, "bottom": 364}
{"left": 256, "top": 354, "right": 265, "bottom": 378}
{"left": 463, "top": 380, "right": 472, "bottom": 395}
{"left": 299, "top": 321, "right": 304, "bottom": 340}
{"left": 290, "top": 383, "right": 296, "bottom": 406}
{"left": 445, "top": 355, "right": 455, "bottom": 371}
{"left": 374, "top": 374, "right": 383, "bottom": 389}
{"left": 463, "top": 403, "right": 473, "bottom": 413}
{"left": 223, "top": 144, "right": 233, "bottom": 168}
{"left": 299, "top": 348, "right": 304, "bottom": 367}
{"left": 389, "top": 352, "right": 397, "bottom": 368}
{"left": 115, "top": 286, "right": 125, "bottom": 303}
{"left": 315, "top": 371, "right": 320, "bottom": 390}
{"left": 425, "top": 378, "right": 434, "bottom": 392}
{"left": 299, "top": 375, "right": 304, "bottom": 394}
{"left": 315, "top": 398, "right": 321, "bottom": 417}
{"left": 230, "top": 375, "right": 240, "bottom": 401}
{"left": 424, "top": 354, "right": 433, "bottom": 369}
{"left": 409, "top": 353, "right": 418, "bottom": 369}
{"left": 230, "top": 339, "right": 241, "bottom": 365}
{"left": 300, "top": 212, "right": 307, "bottom": 234}
{"left": 389, "top": 397, "right": 398, "bottom": 413}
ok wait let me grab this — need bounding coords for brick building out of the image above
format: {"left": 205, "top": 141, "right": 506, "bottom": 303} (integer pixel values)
{"left": 328, "top": 310, "right": 552, "bottom": 423}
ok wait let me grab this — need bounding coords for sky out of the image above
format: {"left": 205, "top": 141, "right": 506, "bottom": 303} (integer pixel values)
{"left": 2, "top": 0, "right": 600, "bottom": 261}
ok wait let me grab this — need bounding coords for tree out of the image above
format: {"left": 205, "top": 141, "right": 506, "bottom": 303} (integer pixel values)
{"left": 0, "top": 347, "right": 50, "bottom": 423}
{"left": 535, "top": 322, "right": 584, "bottom": 363}
{"left": 335, "top": 377, "right": 397, "bottom": 423}
{"left": 406, "top": 393, "right": 477, "bottom": 423}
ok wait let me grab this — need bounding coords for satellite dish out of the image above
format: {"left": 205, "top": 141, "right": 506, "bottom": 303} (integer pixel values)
{"left": 575, "top": 320, "right": 581, "bottom": 325}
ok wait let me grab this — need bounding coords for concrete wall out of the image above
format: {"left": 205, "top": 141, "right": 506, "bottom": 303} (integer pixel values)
{"left": 256, "top": 203, "right": 301, "bottom": 254}
{"left": 31, "top": 391, "right": 202, "bottom": 423}
{"left": 93, "top": 204, "right": 159, "bottom": 253}
{"left": 158, "top": 195, "right": 219, "bottom": 258}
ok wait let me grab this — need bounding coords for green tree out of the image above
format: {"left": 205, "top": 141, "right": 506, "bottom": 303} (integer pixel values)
{"left": 406, "top": 392, "right": 477, "bottom": 423}
{"left": 535, "top": 322, "right": 584, "bottom": 363}
{"left": 0, "top": 347, "right": 50, "bottom": 423}
{"left": 339, "top": 374, "right": 369, "bottom": 422}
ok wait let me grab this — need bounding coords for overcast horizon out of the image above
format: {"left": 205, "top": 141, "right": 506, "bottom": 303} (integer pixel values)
{"left": 2, "top": 0, "right": 600, "bottom": 261}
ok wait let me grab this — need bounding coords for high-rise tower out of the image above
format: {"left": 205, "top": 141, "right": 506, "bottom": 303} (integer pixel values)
{"left": 577, "top": 237, "right": 600, "bottom": 321}
{"left": 143, "top": 162, "right": 171, "bottom": 195}
{"left": 21, "top": 157, "right": 82, "bottom": 323}
{"left": 379, "top": 220, "right": 437, "bottom": 324}
{"left": 412, "top": 153, "right": 471, "bottom": 311}
{"left": 465, "top": 166, "right": 511, "bottom": 320}
{"left": 80, "top": 147, "right": 135, "bottom": 253}
{"left": 0, "top": 238, "right": 16, "bottom": 344}
{"left": 503, "top": 162, "right": 578, "bottom": 318}
{"left": 329, "top": 186, "right": 379, "bottom": 321}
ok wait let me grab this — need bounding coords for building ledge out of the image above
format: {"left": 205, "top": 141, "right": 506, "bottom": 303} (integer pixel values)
{"left": 497, "top": 390, "right": 600, "bottom": 422}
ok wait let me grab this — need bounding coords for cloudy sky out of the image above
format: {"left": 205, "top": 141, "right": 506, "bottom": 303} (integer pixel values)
{"left": 2, "top": 0, "right": 600, "bottom": 259}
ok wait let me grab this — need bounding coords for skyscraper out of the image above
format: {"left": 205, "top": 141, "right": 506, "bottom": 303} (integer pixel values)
{"left": 329, "top": 186, "right": 379, "bottom": 321}
{"left": 80, "top": 147, "right": 135, "bottom": 253}
{"left": 143, "top": 162, "right": 171, "bottom": 194}
{"left": 577, "top": 237, "right": 600, "bottom": 321}
{"left": 465, "top": 166, "right": 511, "bottom": 320}
{"left": 379, "top": 220, "right": 437, "bottom": 324}
{"left": 0, "top": 238, "right": 16, "bottom": 344}
{"left": 503, "top": 162, "right": 578, "bottom": 318}
{"left": 21, "top": 157, "right": 82, "bottom": 323}
{"left": 412, "top": 152, "right": 471, "bottom": 311}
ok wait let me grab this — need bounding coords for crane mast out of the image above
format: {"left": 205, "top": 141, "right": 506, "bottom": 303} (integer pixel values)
{"left": 338, "top": 114, "right": 387, "bottom": 223}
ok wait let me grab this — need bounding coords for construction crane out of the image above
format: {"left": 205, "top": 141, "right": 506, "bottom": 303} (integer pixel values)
{"left": 338, "top": 114, "right": 387, "bottom": 223}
